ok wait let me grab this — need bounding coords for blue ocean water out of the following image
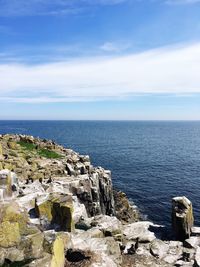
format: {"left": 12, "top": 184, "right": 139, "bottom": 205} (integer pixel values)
{"left": 0, "top": 120, "right": 200, "bottom": 228}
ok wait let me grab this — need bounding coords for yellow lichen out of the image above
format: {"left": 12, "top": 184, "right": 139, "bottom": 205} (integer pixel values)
{"left": 51, "top": 236, "right": 65, "bottom": 267}
{"left": 38, "top": 200, "right": 53, "bottom": 221}
{"left": 3, "top": 202, "right": 29, "bottom": 235}
{"left": 0, "top": 144, "right": 3, "bottom": 156}
{"left": 0, "top": 221, "right": 21, "bottom": 248}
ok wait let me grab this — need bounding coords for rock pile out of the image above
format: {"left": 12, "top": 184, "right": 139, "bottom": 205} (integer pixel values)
{"left": 0, "top": 134, "right": 200, "bottom": 267}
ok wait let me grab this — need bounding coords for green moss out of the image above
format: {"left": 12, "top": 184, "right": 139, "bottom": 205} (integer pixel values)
{"left": 17, "top": 141, "right": 36, "bottom": 151}
{"left": 17, "top": 141, "right": 62, "bottom": 159}
{"left": 38, "top": 149, "right": 62, "bottom": 159}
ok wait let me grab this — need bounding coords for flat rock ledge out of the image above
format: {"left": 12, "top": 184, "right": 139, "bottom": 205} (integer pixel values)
{"left": 0, "top": 134, "right": 199, "bottom": 267}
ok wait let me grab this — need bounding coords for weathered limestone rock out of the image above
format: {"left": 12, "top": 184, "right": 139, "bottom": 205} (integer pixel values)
{"left": 150, "top": 239, "right": 169, "bottom": 258}
{"left": 194, "top": 246, "right": 200, "bottom": 267}
{"left": 0, "top": 143, "right": 3, "bottom": 158}
{"left": 172, "top": 196, "right": 194, "bottom": 240}
{"left": 184, "top": 236, "right": 200, "bottom": 249}
{"left": 1, "top": 134, "right": 191, "bottom": 267}
{"left": 0, "top": 221, "right": 21, "bottom": 247}
{"left": 162, "top": 241, "right": 183, "bottom": 265}
{"left": 1, "top": 202, "right": 29, "bottom": 235}
{"left": 113, "top": 190, "right": 140, "bottom": 223}
{"left": 70, "top": 236, "right": 122, "bottom": 266}
{"left": 0, "top": 169, "right": 19, "bottom": 199}
{"left": 26, "top": 232, "right": 45, "bottom": 259}
{"left": 192, "top": 227, "right": 200, "bottom": 236}
{"left": 50, "top": 236, "right": 65, "bottom": 267}
{"left": 7, "top": 141, "right": 18, "bottom": 150}
{"left": 122, "top": 222, "right": 156, "bottom": 242}
{"left": 36, "top": 193, "right": 74, "bottom": 232}
{"left": 6, "top": 247, "right": 25, "bottom": 262}
{"left": 90, "top": 215, "right": 122, "bottom": 237}
{"left": 28, "top": 253, "right": 52, "bottom": 267}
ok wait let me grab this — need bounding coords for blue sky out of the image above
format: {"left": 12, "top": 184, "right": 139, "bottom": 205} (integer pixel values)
{"left": 1, "top": 0, "right": 200, "bottom": 120}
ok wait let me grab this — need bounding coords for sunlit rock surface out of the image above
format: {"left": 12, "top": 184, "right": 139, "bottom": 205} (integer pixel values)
{"left": 1, "top": 134, "right": 199, "bottom": 267}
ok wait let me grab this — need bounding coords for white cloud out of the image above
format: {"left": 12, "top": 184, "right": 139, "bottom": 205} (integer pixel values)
{"left": 1, "top": 43, "right": 200, "bottom": 103}
{"left": 100, "top": 42, "right": 130, "bottom": 52}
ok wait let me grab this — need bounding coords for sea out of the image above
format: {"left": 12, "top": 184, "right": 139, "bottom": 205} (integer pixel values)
{"left": 1, "top": 120, "right": 200, "bottom": 230}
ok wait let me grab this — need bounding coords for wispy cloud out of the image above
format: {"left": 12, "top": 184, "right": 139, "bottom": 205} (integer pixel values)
{"left": 100, "top": 42, "right": 130, "bottom": 52}
{"left": 1, "top": 42, "right": 200, "bottom": 103}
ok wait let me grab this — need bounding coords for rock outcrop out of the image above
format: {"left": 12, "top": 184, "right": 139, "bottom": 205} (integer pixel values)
{"left": 172, "top": 196, "right": 194, "bottom": 241}
{"left": 0, "top": 134, "right": 139, "bottom": 266}
{"left": 1, "top": 134, "right": 200, "bottom": 267}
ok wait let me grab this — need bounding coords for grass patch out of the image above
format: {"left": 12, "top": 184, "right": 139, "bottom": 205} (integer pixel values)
{"left": 38, "top": 148, "right": 62, "bottom": 159}
{"left": 17, "top": 141, "right": 62, "bottom": 159}
{"left": 17, "top": 141, "right": 36, "bottom": 151}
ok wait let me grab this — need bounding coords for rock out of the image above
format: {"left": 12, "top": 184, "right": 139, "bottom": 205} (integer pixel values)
{"left": 71, "top": 236, "right": 122, "bottom": 266}
{"left": 91, "top": 215, "right": 122, "bottom": 237}
{"left": 194, "top": 247, "right": 200, "bottom": 267}
{"left": 184, "top": 236, "right": 200, "bottom": 248}
{"left": 113, "top": 190, "right": 140, "bottom": 223}
{"left": 66, "top": 163, "right": 76, "bottom": 176}
{"left": 28, "top": 253, "right": 52, "bottom": 267}
{"left": 123, "top": 241, "right": 138, "bottom": 255}
{"left": 122, "top": 222, "right": 156, "bottom": 242}
{"left": 26, "top": 232, "right": 44, "bottom": 259}
{"left": 163, "top": 254, "right": 180, "bottom": 264}
{"left": 0, "top": 144, "right": 3, "bottom": 160}
{"left": 150, "top": 239, "right": 169, "bottom": 258}
{"left": 164, "top": 240, "right": 183, "bottom": 264}
{"left": 7, "top": 141, "right": 18, "bottom": 150}
{"left": 72, "top": 195, "right": 88, "bottom": 224}
{"left": 172, "top": 196, "right": 194, "bottom": 240}
{"left": 192, "top": 227, "right": 200, "bottom": 236}
{"left": 6, "top": 247, "right": 24, "bottom": 262}
{"left": 0, "top": 169, "right": 19, "bottom": 199}
{"left": 1, "top": 202, "right": 29, "bottom": 235}
{"left": 50, "top": 236, "right": 65, "bottom": 267}
{"left": 78, "top": 227, "right": 104, "bottom": 239}
{"left": 0, "top": 248, "right": 6, "bottom": 265}
{"left": 36, "top": 193, "right": 74, "bottom": 232}
{"left": 0, "top": 221, "right": 21, "bottom": 247}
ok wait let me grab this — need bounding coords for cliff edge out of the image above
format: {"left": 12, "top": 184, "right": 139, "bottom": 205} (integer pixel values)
{"left": 0, "top": 134, "right": 199, "bottom": 267}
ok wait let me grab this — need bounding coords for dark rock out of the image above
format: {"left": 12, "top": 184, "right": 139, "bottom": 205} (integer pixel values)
{"left": 172, "top": 197, "right": 194, "bottom": 241}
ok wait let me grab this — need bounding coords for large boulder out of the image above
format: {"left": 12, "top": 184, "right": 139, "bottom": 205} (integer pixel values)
{"left": 36, "top": 193, "right": 74, "bottom": 232}
{"left": 172, "top": 196, "right": 194, "bottom": 240}
{"left": 50, "top": 236, "right": 65, "bottom": 267}
{"left": 0, "top": 221, "right": 21, "bottom": 248}
{"left": 122, "top": 222, "right": 156, "bottom": 242}
{"left": 150, "top": 239, "right": 169, "bottom": 259}
{"left": 70, "top": 236, "right": 122, "bottom": 266}
{"left": 0, "top": 202, "right": 29, "bottom": 236}
{"left": 0, "top": 169, "right": 19, "bottom": 200}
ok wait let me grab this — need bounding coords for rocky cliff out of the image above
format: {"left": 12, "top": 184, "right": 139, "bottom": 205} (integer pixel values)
{"left": 0, "top": 134, "right": 200, "bottom": 267}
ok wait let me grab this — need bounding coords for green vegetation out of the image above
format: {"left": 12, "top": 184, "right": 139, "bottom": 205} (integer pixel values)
{"left": 17, "top": 141, "right": 36, "bottom": 151}
{"left": 38, "top": 148, "right": 62, "bottom": 159}
{"left": 17, "top": 141, "right": 62, "bottom": 159}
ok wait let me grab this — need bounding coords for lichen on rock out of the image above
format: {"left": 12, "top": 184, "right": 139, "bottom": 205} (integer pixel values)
{"left": 0, "top": 134, "right": 197, "bottom": 267}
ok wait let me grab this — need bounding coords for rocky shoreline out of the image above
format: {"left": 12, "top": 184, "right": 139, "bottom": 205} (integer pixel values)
{"left": 0, "top": 134, "right": 200, "bottom": 267}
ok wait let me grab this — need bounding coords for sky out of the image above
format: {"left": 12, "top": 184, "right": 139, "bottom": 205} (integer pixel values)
{"left": 1, "top": 0, "right": 200, "bottom": 120}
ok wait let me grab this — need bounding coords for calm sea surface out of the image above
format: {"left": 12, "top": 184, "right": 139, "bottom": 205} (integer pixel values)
{"left": 1, "top": 120, "right": 200, "bottom": 229}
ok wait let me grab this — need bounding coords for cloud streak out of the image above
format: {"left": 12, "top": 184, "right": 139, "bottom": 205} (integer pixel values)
{"left": 1, "top": 43, "right": 200, "bottom": 103}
